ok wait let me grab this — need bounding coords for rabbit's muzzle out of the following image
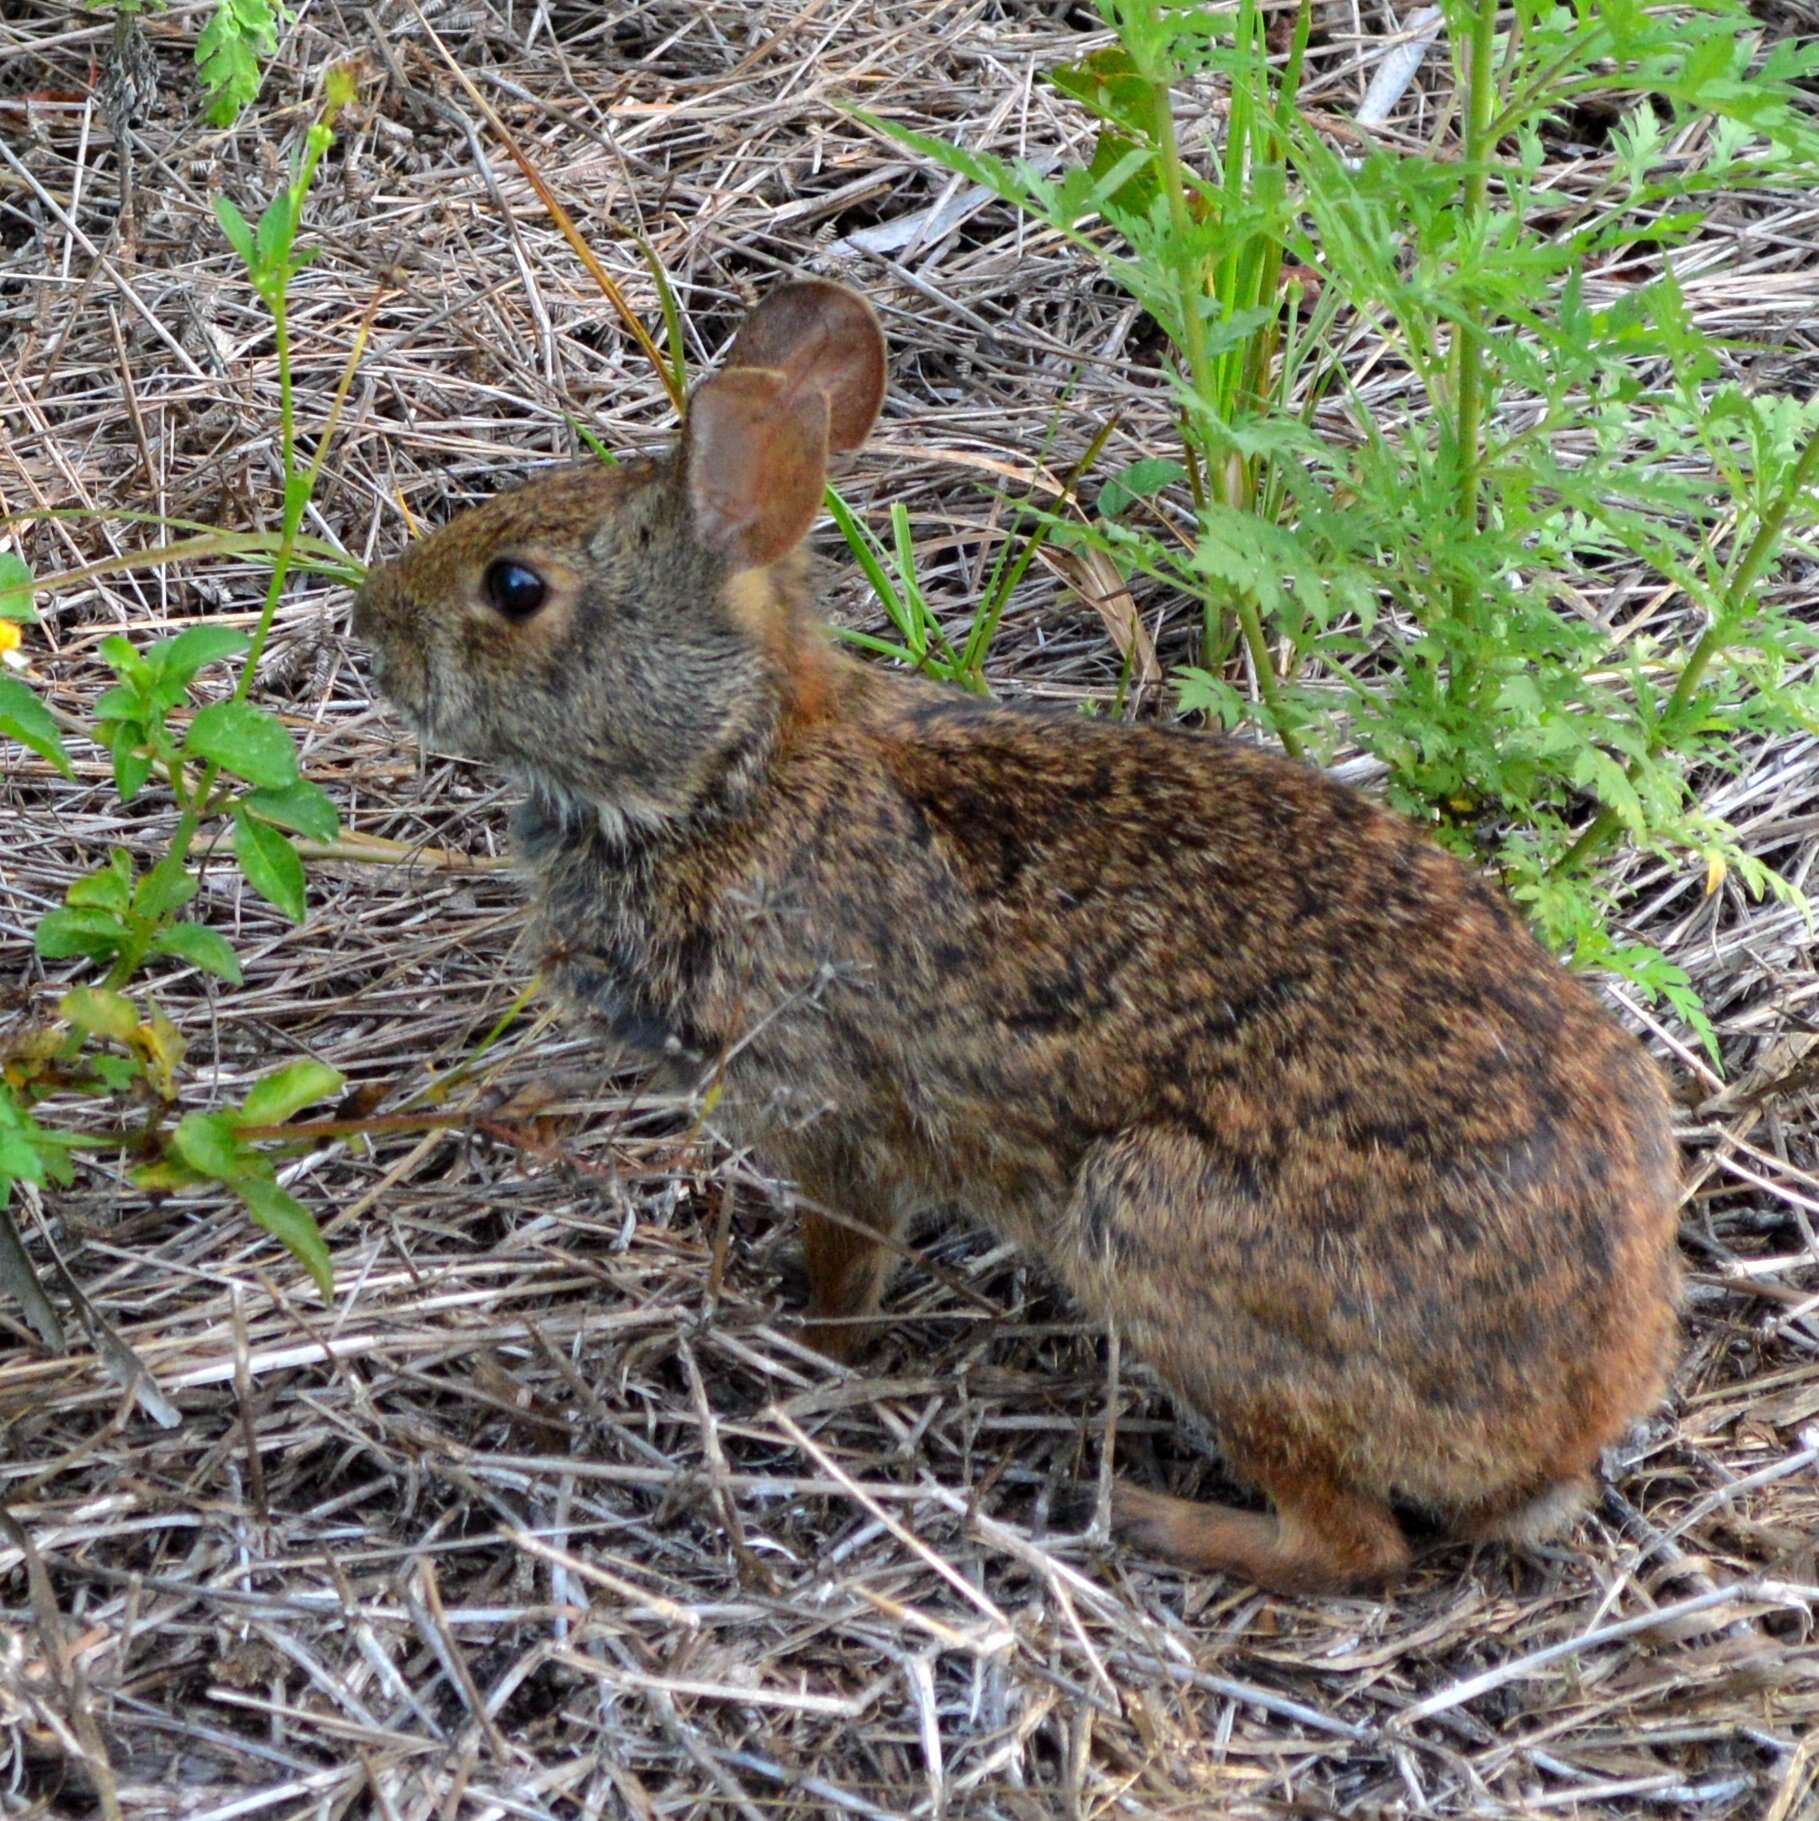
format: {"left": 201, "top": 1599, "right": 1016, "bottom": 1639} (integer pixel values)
{"left": 352, "top": 574, "right": 431, "bottom": 732}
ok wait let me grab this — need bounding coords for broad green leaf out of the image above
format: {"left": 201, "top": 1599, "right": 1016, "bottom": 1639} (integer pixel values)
{"left": 149, "top": 673, "right": 196, "bottom": 718}
{"left": 1085, "top": 130, "right": 1160, "bottom": 221}
{"left": 0, "top": 553, "right": 35, "bottom": 621}
{"left": 213, "top": 193, "right": 257, "bottom": 268}
{"left": 1047, "top": 47, "right": 1152, "bottom": 133}
{"left": 232, "top": 805, "right": 307, "bottom": 921}
{"left": 94, "top": 683, "right": 141, "bottom": 722}
{"left": 98, "top": 634, "right": 148, "bottom": 683}
{"left": 135, "top": 855, "right": 199, "bottom": 919}
{"left": 132, "top": 1158, "right": 209, "bottom": 1194}
{"left": 149, "top": 625, "right": 250, "bottom": 687}
{"left": 201, "top": 48, "right": 263, "bottom": 129}
{"left": 0, "top": 675, "right": 74, "bottom": 778}
{"left": 36, "top": 908, "right": 127, "bottom": 962}
{"left": 90, "top": 1054, "right": 141, "bottom": 1092}
{"left": 67, "top": 855, "right": 131, "bottom": 915}
{"left": 1099, "top": 458, "right": 1187, "bottom": 519}
{"left": 60, "top": 986, "right": 139, "bottom": 1045}
{"left": 245, "top": 779, "right": 339, "bottom": 842}
{"left": 0, "top": 1132, "right": 45, "bottom": 1187}
{"left": 185, "top": 700, "right": 297, "bottom": 787}
{"left": 235, "top": 1176, "right": 333, "bottom": 1299}
{"left": 173, "top": 1110, "right": 248, "bottom": 1180}
{"left": 236, "top": 1059, "right": 345, "bottom": 1128}
{"left": 150, "top": 921, "right": 244, "bottom": 984}
{"left": 110, "top": 729, "right": 155, "bottom": 804}
{"left": 253, "top": 194, "right": 291, "bottom": 270}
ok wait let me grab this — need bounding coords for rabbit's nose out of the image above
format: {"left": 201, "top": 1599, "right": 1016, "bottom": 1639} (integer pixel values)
{"left": 350, "top": 563, "right": 410, "bottom": 637}
{"left": 349, "top": 579, "right": 377, "bottom": 638}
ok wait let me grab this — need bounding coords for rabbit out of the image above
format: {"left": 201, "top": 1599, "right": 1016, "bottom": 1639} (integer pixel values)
{"left": 353, "top": 279, "right": 1682, "bottom": 1594}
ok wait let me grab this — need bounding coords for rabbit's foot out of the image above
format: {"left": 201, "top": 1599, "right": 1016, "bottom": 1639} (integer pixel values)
{"left": 1112, "top": 1478, "right": 1411, "bottom": 1595}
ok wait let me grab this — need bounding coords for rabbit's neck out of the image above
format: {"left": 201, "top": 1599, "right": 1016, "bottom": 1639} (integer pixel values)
{"left": 513, "top": 781, "right": 720, "bottom": 1070}
{"left": 513, "top": 698, "right": 778, "bottom": 861}
{"left": 514, "top": 560, "right": 870, "bottom": 858}
{"left": 721, "top": 562, "right": 850, "bottom": 731}
{"left": 516, "top": 776, "right": 675, "bottom": 860}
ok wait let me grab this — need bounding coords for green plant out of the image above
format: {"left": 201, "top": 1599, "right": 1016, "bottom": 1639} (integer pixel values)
{"left": 195, "top": 0, "right": 285, "bottom": 125}
{"left": 1, "top": 69, "right": 363, "bottom": 1302}
{"left": 827, "top": 488, "right": 978, "bottom": 685}
{"left": 96, "top": 0, "right": 286, "bottom": 127}
{"left": 826, "top": 413, "right": 1116, "bottom": 692}
{"left": 859, "top": 0, "right": 1819, "bottom": 1062}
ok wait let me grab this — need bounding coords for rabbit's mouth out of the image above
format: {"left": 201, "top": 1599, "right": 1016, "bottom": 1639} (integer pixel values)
{"left": 363, "top": 646, "right": 449, "bottom": 752}
{"left": 380, "top": 667, "right": 438, "bottom": 740}
{"left": 369, "top": 650, "right": 484, "bottom": 762}
{"left": 353, "top": 607, "right": 434, "bottom": 736}
{"left": 361, "top": 642, "right": 420, "bottom": 723}
{"left": 352, "top": 575, "right": 432, "bottom": 730}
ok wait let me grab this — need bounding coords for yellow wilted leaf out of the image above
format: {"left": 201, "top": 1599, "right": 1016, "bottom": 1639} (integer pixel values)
{"left": 3, "top": 1026, "right": 65, "bottom": 1092}
{"left": 134, "top": 1005, "right": 187, "bottom": 1101}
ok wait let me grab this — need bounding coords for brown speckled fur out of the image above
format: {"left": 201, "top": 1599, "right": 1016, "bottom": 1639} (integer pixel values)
{"left": 354, "top": 283, "right": 1682, "bottom": 1594}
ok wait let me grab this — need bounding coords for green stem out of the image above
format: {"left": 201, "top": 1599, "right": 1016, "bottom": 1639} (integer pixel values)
{"left": 1150, "top": 61, "right": 1211, "bottom": 414}
{"left": 232, "top": 111, "right": 340, "bottom": 705}
{"left": 133, "top": 306, "right": 297, "bottom": 972}
{"left": 106, "top": 116, "right": 343, "bottom": 989}
{"left": 1557, "top": 425, "right": 1819, "bottom": 874}
{"left": 1232, "top": 597, "right": 1301, "bottom": 757}
{"left": 235, "top": 292, "right": 298, "bottom": 704}
{"left": 1447, "top": 1, "right": 1500, "bottom": 713}
{"left": 1142, "top": 14, "right": 1301, "bottom": 757}
{"left": 1238, "top": 0, "right": 1308, "bottom": 418}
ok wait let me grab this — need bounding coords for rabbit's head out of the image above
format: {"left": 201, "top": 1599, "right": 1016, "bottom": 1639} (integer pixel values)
{"left": 354, "top": 280, "right": 887, "bottom": 827}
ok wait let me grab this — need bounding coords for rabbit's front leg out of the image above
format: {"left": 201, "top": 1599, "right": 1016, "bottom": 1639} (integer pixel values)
{"left": 787, "top": 1163, "right": 915, "bottom": 1363}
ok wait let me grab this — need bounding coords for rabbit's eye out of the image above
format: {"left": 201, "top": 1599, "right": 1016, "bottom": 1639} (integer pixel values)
{"left": 484, "top": 558, "right": 548, "bottom": 621}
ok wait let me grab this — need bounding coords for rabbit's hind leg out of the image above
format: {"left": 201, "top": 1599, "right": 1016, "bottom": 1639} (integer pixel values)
{"left": 1112, "top": 1467, "right": 1411, "bottom": 1594}
{"left": 1059, "top": 1128, "right": 1410, "bottom": 1592}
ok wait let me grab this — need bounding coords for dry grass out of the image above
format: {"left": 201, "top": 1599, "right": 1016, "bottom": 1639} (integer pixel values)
{"left": 3, "top": 1, "right": 1819, "bottom": 1815}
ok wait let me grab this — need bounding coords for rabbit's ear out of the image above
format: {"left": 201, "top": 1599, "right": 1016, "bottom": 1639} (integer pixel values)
{"left": 686, "top": 367, "right": 830, "bottom": 567}
{"left": 685, "top": 281, "right": 887, "bottom": 568}
{"left": 722, "top": 281, "right": 886, "bottom": 452}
